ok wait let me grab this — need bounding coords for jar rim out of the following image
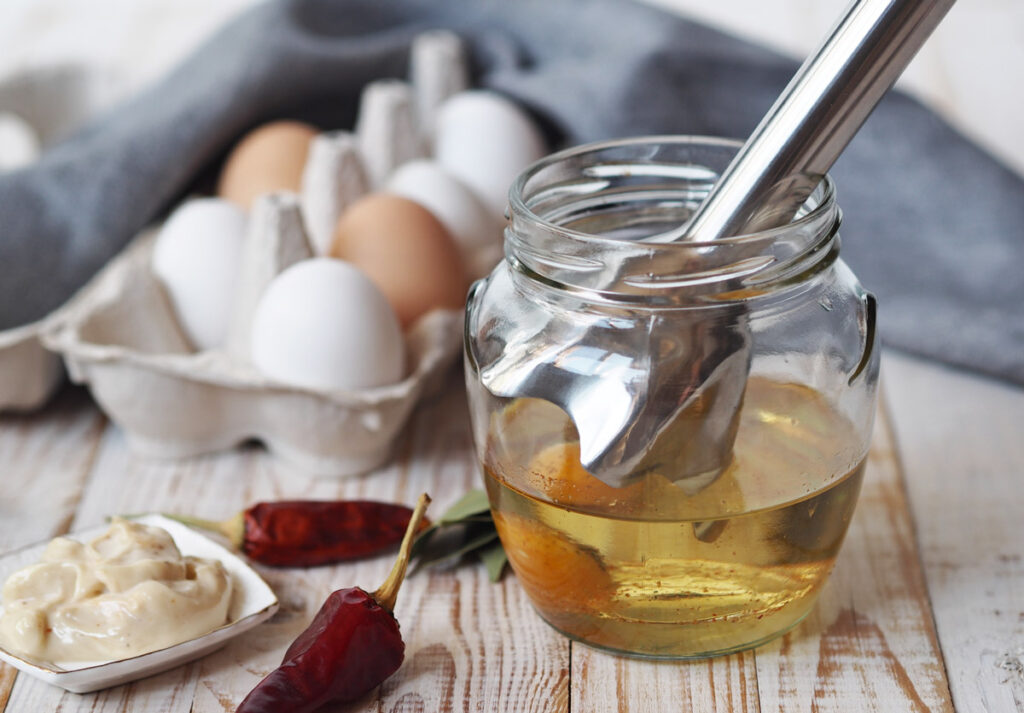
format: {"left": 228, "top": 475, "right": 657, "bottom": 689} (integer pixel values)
{"left": 509, "top": 134, "right": 836, "bottom": 248}
{"left": 504, "top": 135, "right": 841, "bottom": 303}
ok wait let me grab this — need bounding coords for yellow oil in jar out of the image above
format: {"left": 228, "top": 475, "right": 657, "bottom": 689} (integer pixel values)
{"left": 483, "top": 377, "right": 865, "bottom": 658}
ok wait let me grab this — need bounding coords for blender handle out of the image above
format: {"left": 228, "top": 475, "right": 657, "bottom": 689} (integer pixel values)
{"left": 670, "top": 0, "right": 957, "bottom": 242}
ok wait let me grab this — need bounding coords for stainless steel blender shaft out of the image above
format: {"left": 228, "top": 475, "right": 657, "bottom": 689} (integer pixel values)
{"left": 667, "top": 0, "right": 957, "bottom": 242}
{"left": 476, "top": 0, "right": 957, "bottom": 492}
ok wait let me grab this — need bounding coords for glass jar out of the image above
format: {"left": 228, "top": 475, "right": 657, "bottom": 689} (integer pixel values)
{"left": 464, "top": 136, "right": 879, "bottom": 659}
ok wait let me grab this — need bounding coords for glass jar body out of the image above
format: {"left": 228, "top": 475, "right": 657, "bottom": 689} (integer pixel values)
{"left": 464, "top": 137, "right": 879, "bottom": 659}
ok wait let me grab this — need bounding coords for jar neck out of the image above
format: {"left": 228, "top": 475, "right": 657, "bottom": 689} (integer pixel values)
{"left": 505, "top": 136, "right": 841, "bottom": 308}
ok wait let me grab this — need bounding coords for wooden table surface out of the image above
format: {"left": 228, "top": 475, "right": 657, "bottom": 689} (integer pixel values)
{"left": 1, "top": 2, "right": 1023, "bottom": 712}
{"left": 1, "top": 355, "right": 1022, "bottom": 712}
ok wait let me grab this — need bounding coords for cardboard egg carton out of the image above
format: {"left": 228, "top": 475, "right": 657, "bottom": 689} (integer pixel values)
{"left": 43, "top": 234, "right": 462, "bottom": 476}
{"left": 37, "top": 31, "right": 478, "bottom": 475}
{"left": 0, "top": 319, "right": 65, "bottom": 413}
{"left": 0, "top": 63, "right": 126, "bottom": 413}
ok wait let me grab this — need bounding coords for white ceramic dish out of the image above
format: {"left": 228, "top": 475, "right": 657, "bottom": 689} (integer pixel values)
{"left": 0, "top": 514, "right": 278, "bottom": 694}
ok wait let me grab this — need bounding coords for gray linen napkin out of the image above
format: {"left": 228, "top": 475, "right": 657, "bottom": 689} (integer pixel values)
{"left": 2, "top": 0, "right": 1022, "bottom": 383}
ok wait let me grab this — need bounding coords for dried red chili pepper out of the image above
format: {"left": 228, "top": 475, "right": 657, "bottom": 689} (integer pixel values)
{"left": 236, "top": 493, "right": 430, "bottom": 713}
{"left": 164, "top": 499, "right": 426, "bottom": 567}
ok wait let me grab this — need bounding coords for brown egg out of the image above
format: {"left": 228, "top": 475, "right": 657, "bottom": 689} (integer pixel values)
{"left": 330, "top": 194, "right": 467, "bottom": 328}
{"left": 217, "top": 120, "right": 317, "bottom": 208}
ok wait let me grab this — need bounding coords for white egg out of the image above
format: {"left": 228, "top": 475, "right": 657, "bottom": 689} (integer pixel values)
{"left": 250, "top": 258, "right": 405, "bottom": 391}
{"left": 434, "top": 90, "right": 547, "bottom": 217}
{"left": 0, "top": 112, "right": 41, "bottom": 172}
{"left": 151, "top": 198, "right": 247, "bottom": 351}
{"left": 386, "top": 159, "right": 502, "bottom": 273}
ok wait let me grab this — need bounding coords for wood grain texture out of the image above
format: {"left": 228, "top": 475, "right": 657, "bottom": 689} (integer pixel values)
{"left": 382, "top": 569, "right": 568, "bottom": 713}
{"left": 0, "top": 387, "right": 105, "bottom": 551}
{"left": 0, "top": 366, "right": 1010, "bottom": 711}
{"left": 191, "top": 384, "right": 569, "bottom": 713}
{"left": 755, "top": 397, "right": 954, "bottom": 712}
{"left": 0, "top": 387, "right": 105, "bottom": 709}
{"left": 1, "top": 3, "right": 1022, "bottom": 711}
{"left": 568, "top": 392, "right": 953, "bottom": 713}
{"left": 2, "top": 423, "right": 267, "bottom": 713}
{"left": 572, "top": 648, "right": 759, "bottom": 712}
{"left": 3, "top": 380, "right": 569, "bottom": 712}
{"left": 884, "top": 353, "right": 1024, "bottom": 713}
{"left": 0, "top": 665, "right": 14, "bottom": 713}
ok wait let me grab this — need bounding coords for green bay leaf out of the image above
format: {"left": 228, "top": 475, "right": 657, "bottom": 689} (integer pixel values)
{"left": 438, "top": 489, "right": 492, "bottom": 524}
{"left": 476, "top": 538, "right": 508, "bottom": 582}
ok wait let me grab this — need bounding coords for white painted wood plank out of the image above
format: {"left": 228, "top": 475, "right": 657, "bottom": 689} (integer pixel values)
{"left": 573, "top": 648, "right": 760, "bottom": 712}
{"left": 190, "top": 383, "right": 569, "bottom": 713}
{"left": 0, "top": 389, "right": 106, "bottom": 708}
{"left": 4, "top": 379, "right": 569, "bottom": 712}
{"left": 0, "top": 388, "right": 105, "bottom": 550}
{"left": 1, "top": 426, "right": 268, "bottom": 713}
{"left": 562, "top": 385, "right": 955, "bottom": 713}
{"left": 0, "top": 2, "right": 1021, "bottom": 710}
{"left": 0, "top": 666, "right": 14, "bottom": 713}
{"left": 754, "top": 399, "right": 953, "bottom": 712}
{"left": 883, "top": 352, "right": 1024, "bottom": 713}
{"left": 569, "top": 386, "right": 952, "bottom": 713}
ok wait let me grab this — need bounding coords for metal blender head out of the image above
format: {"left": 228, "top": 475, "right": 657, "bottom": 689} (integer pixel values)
{"left": 480, "top": 0, "right": 955, "bottom": 489}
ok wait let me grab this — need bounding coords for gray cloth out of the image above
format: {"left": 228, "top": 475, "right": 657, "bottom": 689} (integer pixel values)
{"left": 2, "top": 0, "right": 1022, "bottom": 383}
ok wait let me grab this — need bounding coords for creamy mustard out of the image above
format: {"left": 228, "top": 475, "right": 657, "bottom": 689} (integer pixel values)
{"left": 0, "top": 519, "right": 232, "bottom": 662}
